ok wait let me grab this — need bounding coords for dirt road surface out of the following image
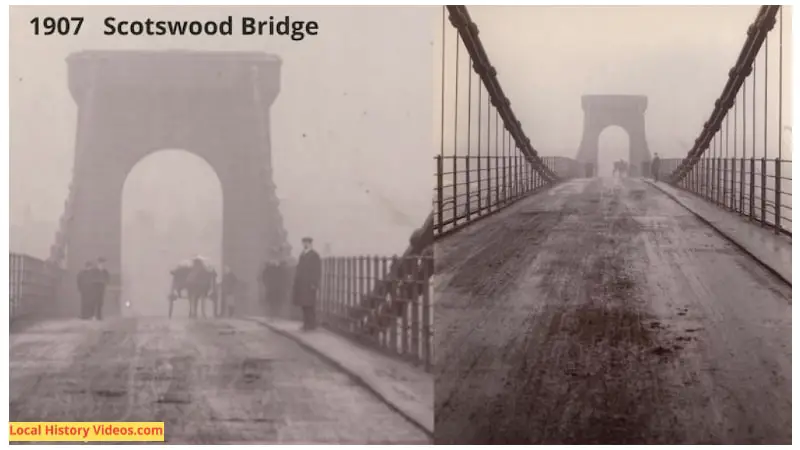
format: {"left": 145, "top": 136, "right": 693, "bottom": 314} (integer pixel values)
{"left": 434, "top": 177, "right": 791, "bottom": 445}
{"left": 10, "top": 318, "right": 429, "bottom": 444}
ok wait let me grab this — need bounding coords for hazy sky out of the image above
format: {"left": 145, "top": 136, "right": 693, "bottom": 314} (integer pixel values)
{"left": 434, "top": 6, "right": 792, "bottom": 175}
{"left": 10, "top": 6, "right": 794, "bottom": 263}
{"left": 10, "top": 6, "right": 437, "bottom": 261}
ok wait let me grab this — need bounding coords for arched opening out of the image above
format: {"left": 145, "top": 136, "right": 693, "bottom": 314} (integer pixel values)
{"left": 121, "top": 149, "right": 223, "bottom": 317}
{"left": 597, "top": 125, "right": 631, "bottom": 177}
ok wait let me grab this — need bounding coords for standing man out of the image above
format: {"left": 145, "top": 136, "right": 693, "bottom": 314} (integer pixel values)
{"left": 585, "top": 162, "right": 595, "bottom": 178}
{"left": 651, "top": 153, "right": 662, "bottom": 182}
{"left": 89, "top": 257, "right": 110, "bottom": 320}
{"left": 261, "top": 247, "right": 284, "bottom": 317}
{"left": 220, "top": 266, "right": 238, "bottom": 317}
{"left": 77, "top": 261, "right": 94, "bottom": 319}
{"left": 292, "top": 237, "right": 321, "bottom": 331}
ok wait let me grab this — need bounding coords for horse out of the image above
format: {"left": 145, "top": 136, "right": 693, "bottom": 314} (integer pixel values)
{"left": 168, "top": 259, "right": 218, "bottom": 318}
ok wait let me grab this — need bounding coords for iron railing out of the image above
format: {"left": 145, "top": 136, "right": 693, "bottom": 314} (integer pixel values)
{"left": 661, "top": 156, "right": 791, "bottom": 235}
{"left": 668, "top": 6, "right": 790, "bottom": 236}
{"left": 319, "top": 254, "right": 433, "bottom": 371}
{"left": 10, "top": 253, "right": 60, "bottom": 321}
{"left": 434, "top": 155, "right": 581, "bottom": 236}
{"left": 434, "top": 6, "right": 568, "bottom": 238}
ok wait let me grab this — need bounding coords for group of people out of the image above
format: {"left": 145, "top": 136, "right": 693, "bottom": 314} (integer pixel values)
{"left": 77, "top": 257, "right": 110, "bottom": 320}
{"left": 77, "top": 237, "right": 322, "bottom": 331}
{"left": 225, "top": 236, "right": 321, "bottom": 330}
{"left": 580, "top": 153, "right": 662, "bottom": 180}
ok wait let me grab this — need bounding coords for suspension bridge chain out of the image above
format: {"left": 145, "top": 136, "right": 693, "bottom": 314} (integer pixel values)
{"left": 434, "top": 6, "right": 582, "bottom": 238}
{"left": 433, "top": 5, "right": 790, "bottom": 445}
{"left": 668, "top": 5, "right": 790, "bottom": 235}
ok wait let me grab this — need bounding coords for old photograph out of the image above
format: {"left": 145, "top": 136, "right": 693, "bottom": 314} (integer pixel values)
{"left": 432, "top": 6, "right": 791, "bottom": 444}
{"left": 9, "top": 5, "right": 435, "bottom": 444}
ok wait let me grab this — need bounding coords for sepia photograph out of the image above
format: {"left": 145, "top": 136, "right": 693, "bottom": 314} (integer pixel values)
{"left": 9, "top": 5, "right": 435, "bottom": 444}
{"left": 432, "top": 5, "right": 791, "bottom": 445}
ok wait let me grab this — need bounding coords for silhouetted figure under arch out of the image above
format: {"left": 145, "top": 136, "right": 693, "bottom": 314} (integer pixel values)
{"left": 584, "top": 162, "right": 595, "bottom": 178}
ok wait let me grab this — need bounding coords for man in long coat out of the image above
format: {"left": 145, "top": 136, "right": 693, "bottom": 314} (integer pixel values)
{"left": 77, "top": 261, "right": 94, "bottom": 319}
{"left": 292, "top": 237, "right": 321, "bottom": 331}
{"left": 220, "top": 266, "right": 238, "bottom": 317}
{"left": 651, "top": 153, "right": 662, "bottom": 182}
{"left": 88, "top": 257, "right": 110, "bottom": 320}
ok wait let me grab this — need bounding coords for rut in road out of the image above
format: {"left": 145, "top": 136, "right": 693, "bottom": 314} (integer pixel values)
{"left": 10, "top": 318, "right": 429, "bottom": 444}
{"left": 434, "top": 178, "right": 791, "bottom": 445}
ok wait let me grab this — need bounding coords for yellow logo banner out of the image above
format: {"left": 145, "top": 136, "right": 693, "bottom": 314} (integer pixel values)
{"left": 9, "top": 422, "right": 165, "bottom": 442}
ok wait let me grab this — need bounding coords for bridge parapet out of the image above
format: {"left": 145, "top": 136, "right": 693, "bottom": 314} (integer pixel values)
{"left": 318, "top": 252, "right": 433, "bottom": 371}
{"left": 10, "top": 253, "right": 61, "bottom": 322}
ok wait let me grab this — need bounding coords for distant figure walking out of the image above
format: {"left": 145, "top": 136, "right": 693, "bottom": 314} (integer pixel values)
{"left": 220, "top": 266, "right": 238, "bottom": 317}
{"left": 613, "top": 159, "right": 629, "bottom": 178}
{"left": 184, "top": 257, "right": 217, "bottom": 319}
{"left": 292, "top": 237, "right": 321, "bottom": 331}
{"left": 77, "top": 261, "right": 94, "bottom": 319}
{"left": 584, "top": 162, "right": 595, "bottom": 178}
{"left": 88, "top": 257, "right": 110, "bottom": 320}
{"left": 651, "top": 153, "right": 662, "bottom": 182}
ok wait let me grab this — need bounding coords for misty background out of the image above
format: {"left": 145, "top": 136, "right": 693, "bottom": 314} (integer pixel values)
{"left": 10, "top": 6, "right": 436, "bottom": 316}
{"left": 435, "top": 6, "right": 792, "bottom": 177}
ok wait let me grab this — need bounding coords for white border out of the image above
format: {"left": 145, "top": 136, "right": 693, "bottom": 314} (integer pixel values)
{"left": 2, "top": 2, "right": 798, "bottom": 449}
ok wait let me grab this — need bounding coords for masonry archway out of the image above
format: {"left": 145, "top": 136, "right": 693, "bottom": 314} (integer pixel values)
{"left": 597, "top": 126, "right": 630, "bottom": 177}
{"left": 62, "top": 50, "right": 290, "bottom": 318}
{"left": 575, "top": 95, "right": 652, "bottom": 176}
{"left": 121, "top": 149, "right": 222, "bottom": 317}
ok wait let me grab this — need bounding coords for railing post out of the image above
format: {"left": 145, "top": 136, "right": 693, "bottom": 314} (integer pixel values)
{"left": 452, "top": 156, "right": 458, "bottom": 228}
{"left": 388, "top": 256, "right": 399, "bottom": 353}
{"left": 774, "top": 157, "right": 781, "bottom": 233}
{"left": 410, "top": 259, "right": 421, "bottom": 364}
{"left": 502, "top": 154, "right": 508, "bottom": 205}
{"left": 775, "top": 158, "right": 781, "bottom": 234}
{"left": 422, "top": 260, "right": 431, "bottom": 372}
{"left": 722, "top": 158, "right": 729, "bottom": 209}
{"left": 486, "top": 155, "right": 492, "bottom": 212}
{"left": 749, "top": 157, "right": 756, "bottom": 220}
{"left": 476, "top": 154, "right": 482, "bottom": 216}
{"left": 760, "top": 157, "right": 767, "bottom": 226}
{"left": 729, "top": 157, "right": 737, "bottom": 211}
{"left": 436, "top": 155, "right": 444, "bottom": 236}
{"left": 494, "top": 155, "right": 500, "bottom": 207}
{"left": 400, "top": 258, "right": 409, "bottom": 358}
{"left": 739, "top": 158, "right": 745, "bottom": 213}
{"left": 716, "top": 157, "right": 723, "bottom": 205}
{"left": 465, "top": 155, "right": 472, "bottom": 221}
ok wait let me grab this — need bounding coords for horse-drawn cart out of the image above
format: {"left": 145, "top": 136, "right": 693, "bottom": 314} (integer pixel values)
{"left": 168, "top": 257, "right": 218, "bottom": 318}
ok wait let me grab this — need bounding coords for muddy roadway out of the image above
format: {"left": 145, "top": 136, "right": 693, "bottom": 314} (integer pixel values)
{"left": 434, "top": 177, "right": 791, "bottom": 445}
{"left": 10, "top": 318, "right": 429, "bottom": 444}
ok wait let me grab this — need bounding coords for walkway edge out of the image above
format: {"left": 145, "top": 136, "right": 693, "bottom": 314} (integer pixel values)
{"left": 645, "top": 180, "right": 791, "bottom": 285}
{"left": 247, "top": 318, "right": 434, "bottom": 438}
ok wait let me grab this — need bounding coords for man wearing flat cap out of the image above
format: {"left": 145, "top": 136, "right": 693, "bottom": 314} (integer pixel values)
{"left": 292, "top": 236, "right": 322, "bottom": 331}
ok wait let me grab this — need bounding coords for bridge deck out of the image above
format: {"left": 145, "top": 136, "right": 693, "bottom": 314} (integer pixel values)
{"left": 434, "top": 177, "right": 791, "bottom": 444}
{"left": 10, "top": 318, "right": 428, "bottom": 444}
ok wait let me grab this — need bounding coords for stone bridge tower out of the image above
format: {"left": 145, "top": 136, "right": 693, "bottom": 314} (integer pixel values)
{"left": 575, "top": 94, "right": 652, "bottom": 176}
{"left": 60, "top": 50, "right": 290, "bottom": 317}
